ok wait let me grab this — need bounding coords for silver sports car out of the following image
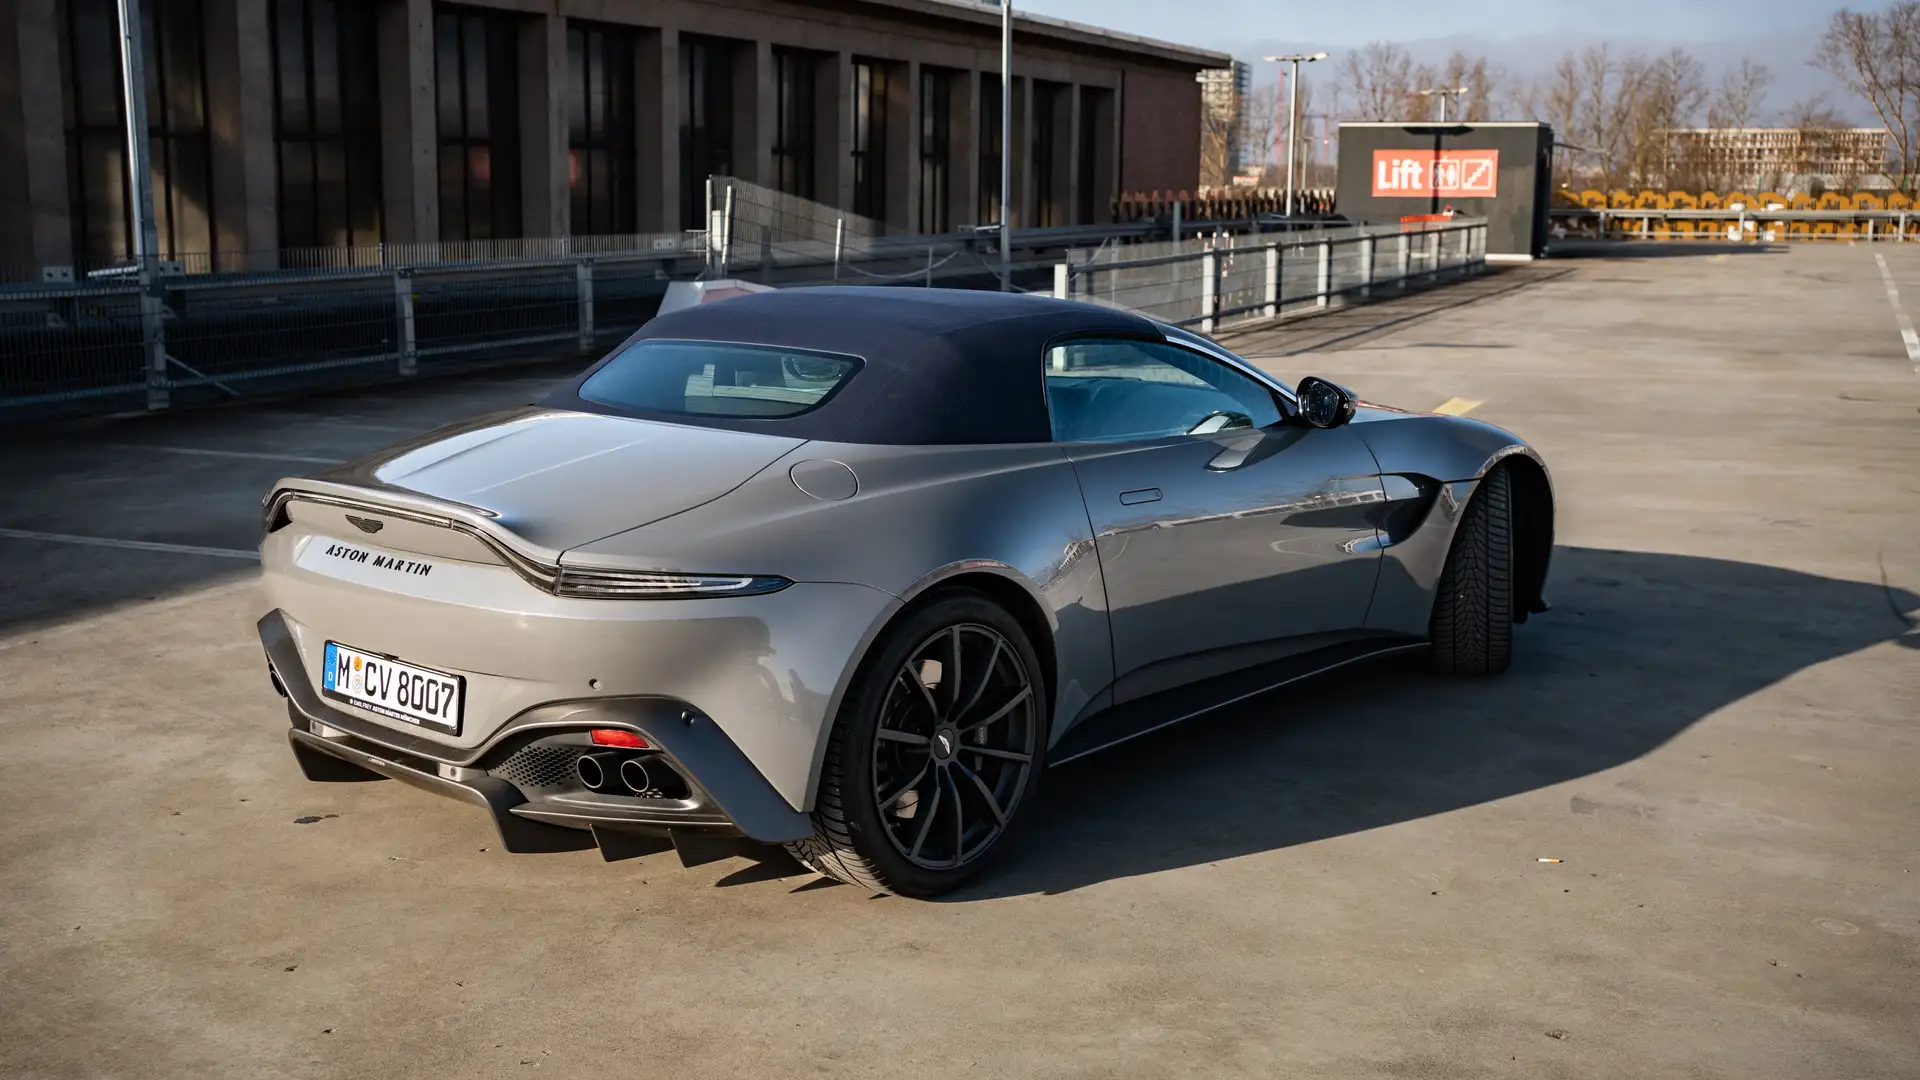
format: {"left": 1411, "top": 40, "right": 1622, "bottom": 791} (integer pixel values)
{"left": 259, "top": 287, "right": 1553, "bottom": 896}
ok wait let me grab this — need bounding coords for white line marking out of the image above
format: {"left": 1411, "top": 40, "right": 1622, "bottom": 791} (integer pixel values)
{"left": 0, "top": 527, "right": 258, "bottom": 561}
{"left": 100, "top": 443, "right": 344, "bottom": 465}
{"left": 1874, "top": 253, "right": 1920, "bottom": 368}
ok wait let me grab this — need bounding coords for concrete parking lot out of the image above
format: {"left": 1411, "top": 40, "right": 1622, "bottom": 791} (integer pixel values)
{"left": 2, "top": 244, "right": 1916, "bottom": 1079}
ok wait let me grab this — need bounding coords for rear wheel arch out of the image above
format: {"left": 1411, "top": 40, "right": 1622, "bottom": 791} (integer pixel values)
{"left": 889, "top": 570, "right": 1057, "bottom": 726}
{"left": 790, "top": 581, "right": 1052, "bottom": 895}
{"left": 802, "top": 568, "right": 1058, "bottom": 811}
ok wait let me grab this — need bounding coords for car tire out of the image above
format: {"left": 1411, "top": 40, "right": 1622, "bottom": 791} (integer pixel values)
{"left": 1429, "top": 464, "right": 1514, "bottom": 675}
{"left": 786, "top": 591, "right": 1047, "bottom": 897}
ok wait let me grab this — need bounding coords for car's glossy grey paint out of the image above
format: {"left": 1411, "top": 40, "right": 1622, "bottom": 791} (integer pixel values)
{"left": 259, "top": 342, "right": 1552, "bottom": 824}
{"left": 1063, "top": 423, "right": 1387, "bottom": 703}
{"left": 320, "top": 407, "right": 806, "bottom": 554}
{"left": 566, "top": 438, "right": 1115, "bottom": 788}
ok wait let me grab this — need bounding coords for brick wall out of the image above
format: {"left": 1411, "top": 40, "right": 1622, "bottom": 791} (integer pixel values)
{"left": 1120, "top": 68, "right": 1201, "bottom": 194}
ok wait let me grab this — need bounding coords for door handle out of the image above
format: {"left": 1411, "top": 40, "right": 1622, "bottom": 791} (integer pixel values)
{"left": 1119, "top": 487, "right": 1162, "bottom": 505}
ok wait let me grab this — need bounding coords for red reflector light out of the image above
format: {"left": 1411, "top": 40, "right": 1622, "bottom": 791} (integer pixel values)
{"left": 590, "top": 729, "right": 647, "bottom": 748}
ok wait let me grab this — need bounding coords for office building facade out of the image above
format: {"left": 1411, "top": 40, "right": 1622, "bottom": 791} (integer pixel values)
{"left": 0, "top": 0, "right": 1225, "bottom": 273}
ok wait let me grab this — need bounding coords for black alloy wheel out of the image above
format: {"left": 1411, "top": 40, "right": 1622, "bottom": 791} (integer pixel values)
{"left": 871, "top": 623, "right": 1038, "bottom": 870}
{"left": 787, "top": 591, "right": 1047, "bottom": 896}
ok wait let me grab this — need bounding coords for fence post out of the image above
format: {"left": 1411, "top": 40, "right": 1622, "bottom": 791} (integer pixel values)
{"left": 1263, "top": 243, "right": 1278, "bottom": 319}
{"left": 833, "top": 217, "right": 844, "bottom": 282}
{"left": 1360, "top": 235, "right": 1376, "bottom": 299}
{"left": 141, "top": 278, "right": 169, "bottom": 410}
{"left": 1172, "top": 200, "right": 1183, "bottom": 250}
{"left": 1053, "top": 262, "right": 1068, "bottom": 299}
{"left": 393, "top": 269, "right": 417, "bottom": 376}
{"left": 576, "top": 259, "right": 595, "bottom": 350}
{"left": 1397, "top": 232, "right": 1411, "bottom": 285}
{"left": 1865, "top": 218, "right": 1874, "bottom": 244}
{"left": 1200, "top": 250, "right": 1217, "bottom": 334}
{"left": 705, "top": 178, "right": 719, "bottom": 273}
{"left": 1426, "top": 230, "right": 1441, "bottom": 282}
{"left": 1315, "top": 240, "right": 1331, "bottom": 309}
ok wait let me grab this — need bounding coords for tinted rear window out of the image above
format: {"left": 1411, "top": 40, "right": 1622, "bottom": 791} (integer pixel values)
{"left": 578, "top": 339, "right": 862, "bottom": 419}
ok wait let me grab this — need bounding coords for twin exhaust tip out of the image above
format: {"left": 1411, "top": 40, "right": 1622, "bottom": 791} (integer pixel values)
{"left": 575, "top": 750, "right": 656, "bottom": 796}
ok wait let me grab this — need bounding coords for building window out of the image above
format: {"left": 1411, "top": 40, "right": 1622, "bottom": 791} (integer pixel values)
{"left": 1033, "top": 81, "right": 1061, "bottom": 227}
{"left": 58, "top": 0, "right": 215, "bottom": 267}
{"left": 435, "top": 7, "right": 522, "bottom": 242}
{"left": 567, "top": 22, "right": 634, "bottom": 236}
{"left": 272, "top": 0, "right": 383, "bottom": 250}
{"left": 773, "top": 49, "right": 817, "bottom": 201}
{"left": 851, "top": 59, "right": 886, "bottom": 222}
{"left": 1077, "top": 88, "right": 1103, "bottom": 225}
{"left": 918, "top": 68, "right": 951, "bottom": 234}
{"left": 678, "top": 36, "right": 734, "bottom": 229}
{"left": 978, "top": 72, "right": 1002, "bottom": 226}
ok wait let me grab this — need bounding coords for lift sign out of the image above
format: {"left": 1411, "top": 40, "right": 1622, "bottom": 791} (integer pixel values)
{"left": 1371, "top": 149, "right": 1499, "bottom": 198}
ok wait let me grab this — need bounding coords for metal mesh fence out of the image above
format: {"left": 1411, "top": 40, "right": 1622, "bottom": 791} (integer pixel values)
{"left": 2, "top": 156, "right": 1486, "bottom": 425}
{"left": 1063, "top": 219, "right": 1488, "bottom": 331}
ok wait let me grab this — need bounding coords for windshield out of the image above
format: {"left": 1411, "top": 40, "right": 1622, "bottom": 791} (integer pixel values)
{"left": 578, "top": 339, "right": 862, "bottom": 419}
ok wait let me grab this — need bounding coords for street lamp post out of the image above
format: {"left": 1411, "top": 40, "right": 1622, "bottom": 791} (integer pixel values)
{"left": 1262, "top": 52, "right": 1327, "bottom": 218}
{"left": 1416, "top": 86, "right": 1470, "bottom": 123}
{"left": 999, "top": 0, "right": 1013, "bottom": 290}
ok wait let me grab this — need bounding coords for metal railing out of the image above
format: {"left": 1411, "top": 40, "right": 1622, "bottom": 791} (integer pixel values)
{"left": 1550, "top": 206, "right": 1920, "bottom": 242}
{"left": 1056, "top": 218, "right": 1488, "bottom": 331}
{"left": 0, "top": 249, "right": 701, "bottom": 421}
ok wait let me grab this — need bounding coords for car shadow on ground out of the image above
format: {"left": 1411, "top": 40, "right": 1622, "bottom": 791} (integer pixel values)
{"left": 948, "top": 545, "right": 1919, "bottom": 900}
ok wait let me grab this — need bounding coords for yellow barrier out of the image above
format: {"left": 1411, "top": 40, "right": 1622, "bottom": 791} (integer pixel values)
{"left": 1555, "top": 187, "right": 1914, "bottom": 239}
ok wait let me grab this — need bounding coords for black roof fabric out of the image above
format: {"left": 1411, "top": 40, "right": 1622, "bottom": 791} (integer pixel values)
{"left": 543, "top": 286, "right": 1161, "bottom": 444}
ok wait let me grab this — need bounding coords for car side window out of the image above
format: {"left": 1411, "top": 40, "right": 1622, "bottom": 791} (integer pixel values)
{"left": 1043, "top": 338, "right": 1283, "bottom": 443}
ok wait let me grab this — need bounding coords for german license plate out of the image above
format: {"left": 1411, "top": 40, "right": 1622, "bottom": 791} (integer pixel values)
{"left": 321, "top": 641, "right": 464, "bottom": 734}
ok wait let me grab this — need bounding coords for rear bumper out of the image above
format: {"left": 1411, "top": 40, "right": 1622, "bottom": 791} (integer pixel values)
{"left": 262, "top": 609, "right": 814, "bottom": 848}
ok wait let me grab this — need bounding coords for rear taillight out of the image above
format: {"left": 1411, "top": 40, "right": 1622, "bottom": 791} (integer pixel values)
{"left": 590, "top": 729, "right": 647, "bottom": 748}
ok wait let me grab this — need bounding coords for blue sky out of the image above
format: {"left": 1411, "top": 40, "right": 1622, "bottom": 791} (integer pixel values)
{"left": 1016, "top": 0, "right": 1893, "bottom": 121}
{"left": 1018, "top": 0, "right": 1889, "bottom": 49}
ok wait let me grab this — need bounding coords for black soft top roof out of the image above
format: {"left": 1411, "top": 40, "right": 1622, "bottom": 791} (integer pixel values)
{"left": 543, "top": 286, "right": 1162, "bottom": 444}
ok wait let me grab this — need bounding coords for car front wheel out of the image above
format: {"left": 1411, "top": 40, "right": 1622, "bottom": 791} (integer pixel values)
{"left": 1429, "top": 463, "right": 1514, "bottom": 675}
{"left": 787, "top": 591, "right": 1046, "bottom": 897}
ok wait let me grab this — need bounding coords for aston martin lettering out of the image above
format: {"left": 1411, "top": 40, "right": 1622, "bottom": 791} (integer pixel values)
{"left": 321, "top": 541, "right": 433, "bottom": 577}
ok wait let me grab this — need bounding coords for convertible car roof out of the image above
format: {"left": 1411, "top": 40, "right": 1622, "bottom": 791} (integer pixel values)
{"left": 546, "top": 286, "right": 1163, "bottom": 445}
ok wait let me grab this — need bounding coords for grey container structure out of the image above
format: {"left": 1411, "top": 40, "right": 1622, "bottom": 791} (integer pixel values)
{"left": 1334, "top": 122, "right": 1554, "bottom": 259}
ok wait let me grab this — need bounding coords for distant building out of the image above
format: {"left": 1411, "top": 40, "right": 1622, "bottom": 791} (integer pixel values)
{"left": 0, "top": 0, "right": 1227, "bottom": 275}
{"left": 1196, "top": 60, "right": 1251, "bottom": 183}
{"left": 1662, "top": 128, "right": 1894, "bottom": 192}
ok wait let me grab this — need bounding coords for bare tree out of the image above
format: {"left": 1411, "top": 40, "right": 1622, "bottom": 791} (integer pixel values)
{"left": 1814, "top": 4, "right": 1919, "bottom": 191}
{"left": 1437, "top": 51, "right": 1502, "bottom": 121}
{"left": 1707, "top": 56, "right": 1771, "bottom": 129}
{"left": 1339, "top": 41, "right": 1415, "bottom": 121}
{"left": 1782, "top": 93, "right": 1860, "bottom": 193}
{"left": 1632, "top": 47, "right": 1708, "bottom": 186}
{"left": 1574, "top": 44, "right": 1654, "bottom": 189}
{"left": 1243, "top": 80, "right": 1282, "bottom": 180}
{"left": 1199, "top": 90, "right": 1238, "bottom": 188}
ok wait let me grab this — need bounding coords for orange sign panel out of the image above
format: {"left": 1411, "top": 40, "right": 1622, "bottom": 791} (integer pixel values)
{"left": 1371, "top": 149, "right": 1499, "bottom": 198}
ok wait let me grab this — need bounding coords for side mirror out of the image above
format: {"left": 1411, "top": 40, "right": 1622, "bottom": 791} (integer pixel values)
{"left": 1295, "top": 376, "right": 1357, "bottom": 429}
